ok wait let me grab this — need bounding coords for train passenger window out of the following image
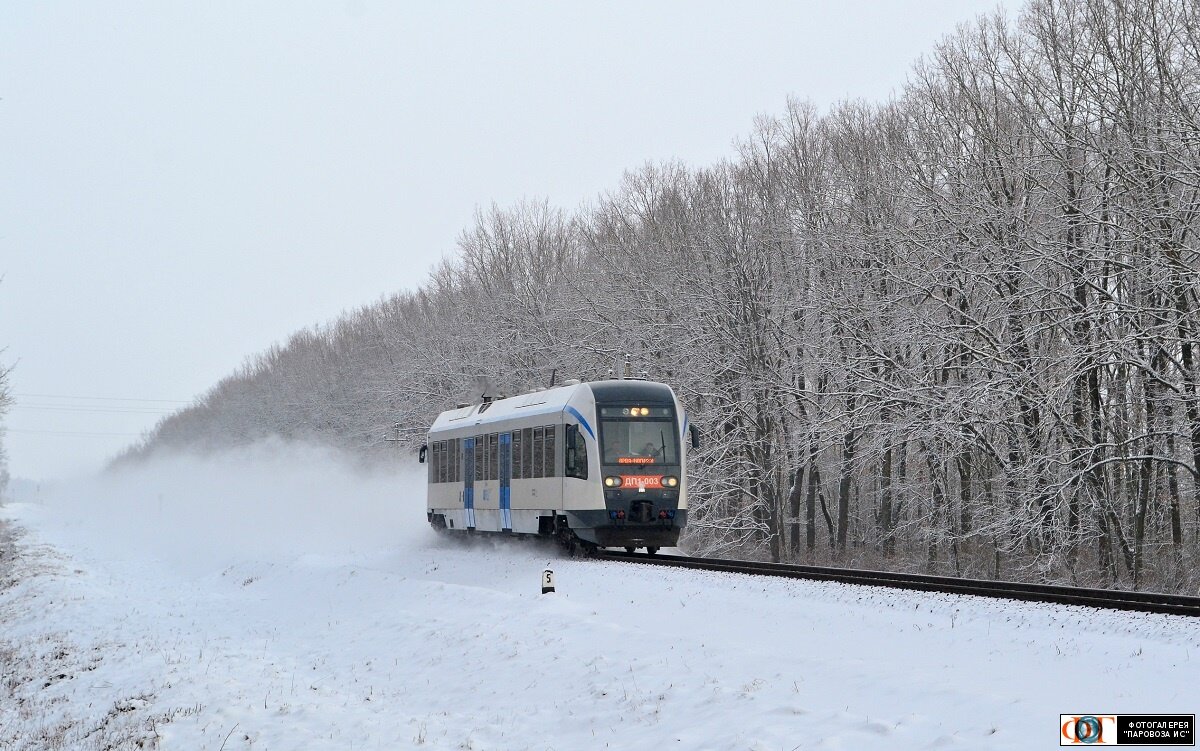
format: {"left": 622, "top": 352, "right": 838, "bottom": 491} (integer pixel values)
{"left": 532, "top": 427, "right": 544, "bottom": 477}
{"left": 475, "top": 436, "right": 485, "bottom": 482}
{"left": 522, "top": 427, "right": 533, "bottom": 478}
{"left": 488, "top": 433, "right": 498, "bottom": 481}
{"left": 480, "top": 436, "right": 487, "bottom": 481}
{"left": 451, "top": 439, "right": 460, "bottom": 483}
{"left": 512, "top": 430, "right": 524, "bottom": 479}
{"left": 472, "top": 431, "right": 482, "bottom": 479}
{"left": 544, "top": 425, "right": 557, "bottom": 477}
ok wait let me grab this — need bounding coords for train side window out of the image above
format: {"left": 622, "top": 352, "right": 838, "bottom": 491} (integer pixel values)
{"left": 429, "top": 441, "right": 437, "bottom": 483}
{"left": 489, "top": 433, "right": 498, "bottom": 481}
{"left": 482, "top": 434, "right": 490, "bottom": 482}
{"left": 544, "top": 425, "right": 557, "bottom": 477}
{"left": 453, "top": 438, "right": 460, "bottom": 483}
{"left": 480, "top": 435, "right": 487, "bottom": 482}
{"left": 512, "top": 429, "right": 524, "bottom": 479}
{"left": 565, "top": 424, "right": 588, "bottom": 480}
{"left": 475, "top": 436, "right": 485, "bottom": 482}
{"left": 522, "top": 428, "right": 533, "bottom": 478}
{"left": 532, "top": 427, "right": 544, "bottom": 477}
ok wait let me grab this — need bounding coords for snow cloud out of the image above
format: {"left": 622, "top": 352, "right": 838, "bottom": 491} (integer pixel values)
{"left": 27, "top": 440, "right": 429, "bottom": 574}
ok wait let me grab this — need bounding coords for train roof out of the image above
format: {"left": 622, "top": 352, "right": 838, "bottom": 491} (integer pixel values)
{"left": 427, "top": 379, "right": 676, "bottom": 435}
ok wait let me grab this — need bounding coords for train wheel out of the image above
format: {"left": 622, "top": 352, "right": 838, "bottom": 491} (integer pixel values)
{"left": 624, "top": 546, "right": 636, "bottom": 554}
{"left": 646, "top": 546, "right": 659, "bottom": 556}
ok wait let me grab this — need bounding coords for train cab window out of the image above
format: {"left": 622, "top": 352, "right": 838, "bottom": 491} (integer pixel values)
{"left": 599, "top": 406, "right": 680, "bottom": 466}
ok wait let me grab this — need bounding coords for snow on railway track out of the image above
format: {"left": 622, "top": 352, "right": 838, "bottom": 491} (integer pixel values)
{"left": 597, "top": 550, "right": 1200, "bottom": 618}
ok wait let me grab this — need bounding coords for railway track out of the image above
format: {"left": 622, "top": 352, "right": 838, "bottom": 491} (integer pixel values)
{"left": 594, "top": 549, "right": 1200, "bottom": 618}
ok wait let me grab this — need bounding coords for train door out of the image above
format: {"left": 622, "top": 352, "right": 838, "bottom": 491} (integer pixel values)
{"left": 500, "top": 432, "right": 512, "bottom": 531}
{"left": 463, "top": 437, "right": 476, "bottom": 529}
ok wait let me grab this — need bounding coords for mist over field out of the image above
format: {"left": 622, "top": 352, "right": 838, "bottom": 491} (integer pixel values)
{"left": 27, "top": 441, "right": 430, "bottom": 574}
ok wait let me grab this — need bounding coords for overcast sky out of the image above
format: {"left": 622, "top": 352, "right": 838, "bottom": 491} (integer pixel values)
{"left": 1, "top": 0, "right": 1013, "bottom": 481}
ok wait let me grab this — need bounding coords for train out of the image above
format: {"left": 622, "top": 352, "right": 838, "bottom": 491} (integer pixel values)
{"left": 421, "top": 377, "right": 698, "bottom": 554}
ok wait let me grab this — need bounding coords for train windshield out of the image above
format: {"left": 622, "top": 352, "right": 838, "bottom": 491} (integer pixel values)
{"left": 598, "top": 406, "right": 679, "bottom": 465}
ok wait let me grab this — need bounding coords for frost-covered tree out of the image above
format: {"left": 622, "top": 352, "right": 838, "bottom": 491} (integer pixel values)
{"left": 0, "top": 355, "right": 11, "bottom": 501}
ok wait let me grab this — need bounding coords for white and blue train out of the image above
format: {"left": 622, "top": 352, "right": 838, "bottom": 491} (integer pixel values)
{"left": 421, "top": 378, "right": 698, "bottom": 554}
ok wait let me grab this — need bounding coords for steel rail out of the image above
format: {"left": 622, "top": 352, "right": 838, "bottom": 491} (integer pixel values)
{"left": 593, "top": 550, "right": 1200, "bottom": 617}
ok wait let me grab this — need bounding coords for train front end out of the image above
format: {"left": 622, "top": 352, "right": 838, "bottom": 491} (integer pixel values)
{"left": 578, "top": 380, "right": 691, "bottom": 552}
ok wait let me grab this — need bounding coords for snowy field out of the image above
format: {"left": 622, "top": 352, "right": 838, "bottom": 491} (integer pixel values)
{"left": 1, "top": 443, "right": 1197, "bottom": 750}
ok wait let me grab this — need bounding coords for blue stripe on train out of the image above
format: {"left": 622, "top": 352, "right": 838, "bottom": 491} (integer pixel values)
{"left": 500, "top": 432, "right": 512, "bottom": 530}
{"left": 565, "top": 405, "right": 595, "bottom": 440}
{"left": 464, "top": 437, "right": 476, "bottom": 528}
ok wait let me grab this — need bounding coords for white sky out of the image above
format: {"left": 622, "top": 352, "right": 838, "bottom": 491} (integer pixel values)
{"left": 0, "top": 0, "right": 1012, "bottom": 481}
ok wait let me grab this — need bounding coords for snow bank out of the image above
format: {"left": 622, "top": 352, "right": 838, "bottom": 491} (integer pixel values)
{"left": 2, "top": 441, "right": 1198, "bottom": 750}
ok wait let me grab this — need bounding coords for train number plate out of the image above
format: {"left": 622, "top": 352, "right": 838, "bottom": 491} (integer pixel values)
{"left": 620, "top": 475, "right": 662, "bottom": 489}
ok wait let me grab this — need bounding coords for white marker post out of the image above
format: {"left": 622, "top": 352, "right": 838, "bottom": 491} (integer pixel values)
{"left": 541, "top": 569, "right": 555, "bottom": 594}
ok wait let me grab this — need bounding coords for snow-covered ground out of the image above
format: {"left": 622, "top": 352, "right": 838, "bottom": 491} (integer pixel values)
{"left": 2, "top": 443, "right": 1197, "bottom": 750}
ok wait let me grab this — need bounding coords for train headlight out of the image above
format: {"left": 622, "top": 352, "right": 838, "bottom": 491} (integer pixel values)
{"left": 663, "top": 475, "right": 679, "bottom": 487}
{"left": 604, "top": 476, "right": 621, "bottom": 487}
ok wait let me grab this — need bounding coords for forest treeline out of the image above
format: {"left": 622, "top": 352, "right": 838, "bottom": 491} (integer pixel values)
{"left": 0, "top": 279, "right": 10, "bottom": 498}
{"left": 122, "top": 0, "right": 1200, "bottom": 593}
